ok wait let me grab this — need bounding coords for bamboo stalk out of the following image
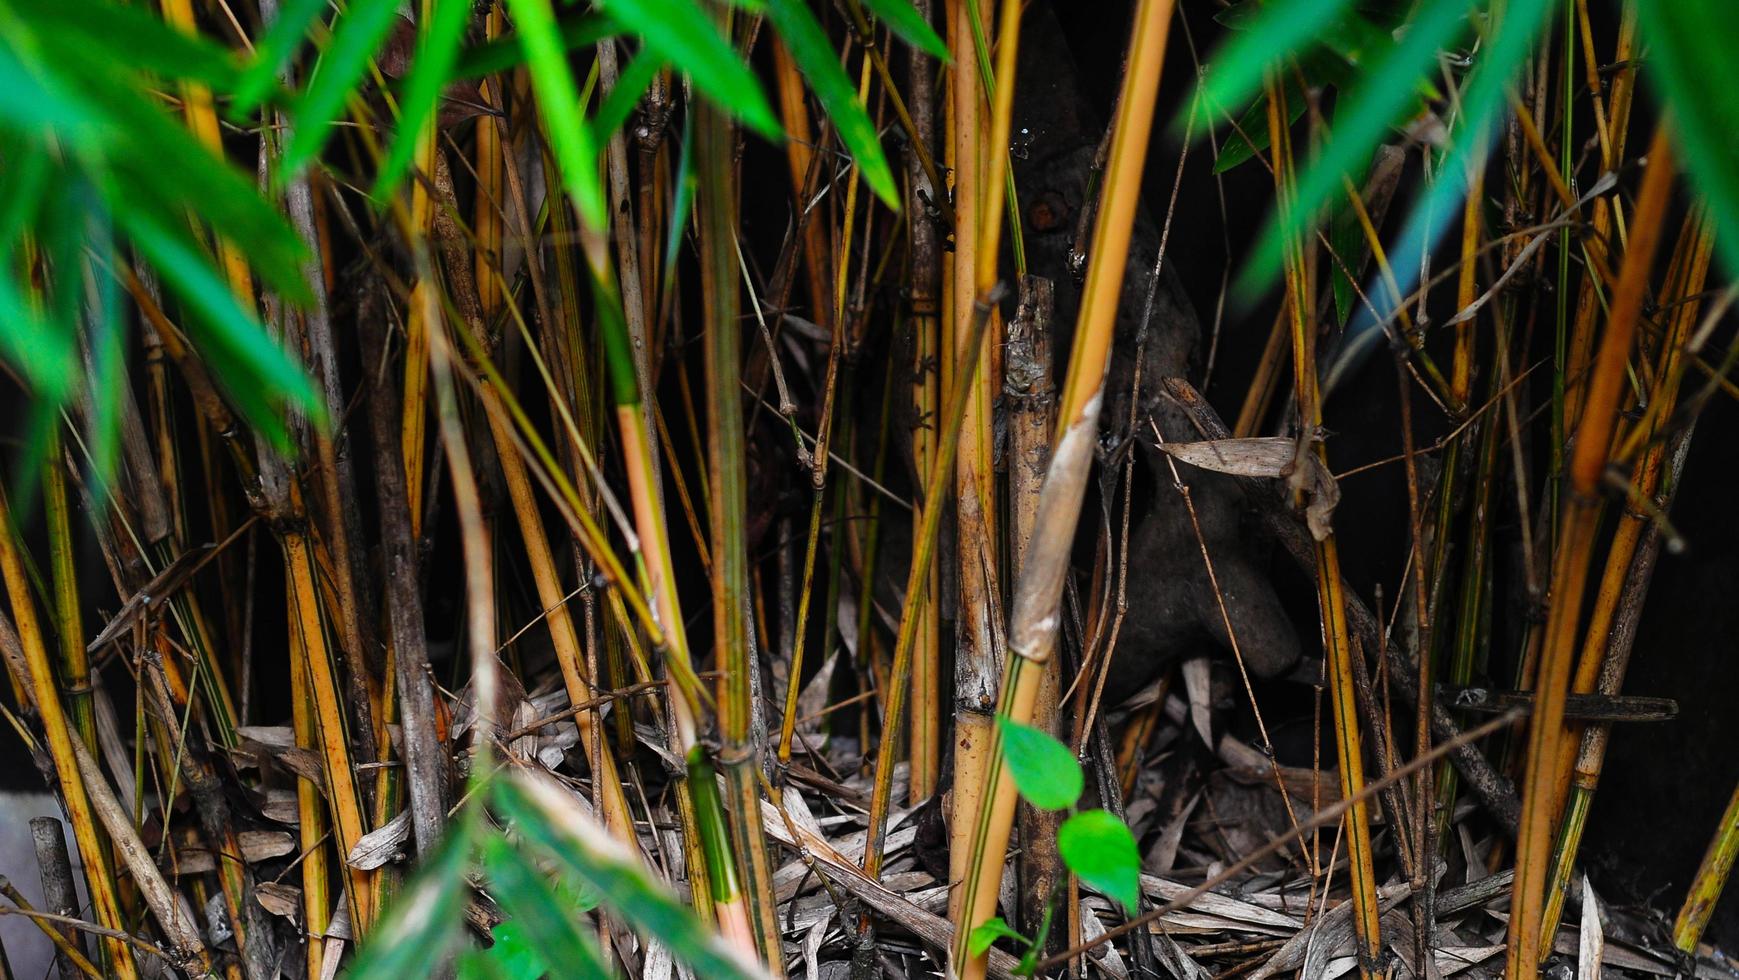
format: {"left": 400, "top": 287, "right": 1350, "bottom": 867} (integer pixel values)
{"left": 1506, "top": 124, "right": 1675, "bottom": 976}
{"left": 0, "top": 488, "right": 137, "bottom": 979}
{"left": 950, "top": 1, "right": 1174, "bottom": 975}
{"left": 1268, "top": 73, "right": 1381, "bottom": 977}
{"left": 697, "top": 77, "right": 784, "bottom": 971}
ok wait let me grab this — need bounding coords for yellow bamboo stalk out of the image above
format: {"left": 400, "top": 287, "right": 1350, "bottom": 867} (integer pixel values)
{"left": 0, "top": 488, "right": 138, "bottom": 979}
{"left": 286, "top": 610, "right": 329, "bottom": 980}
{"left": 1506, "top": 125, "right": 1675, "bottom": 976}
{"left": 1270, "top": 76, "right": 1381, "bottom": 979}
{"left": 284, "top": 528, "right": 375, "bottom": 933}
{"left": 949, "top": 0, "right": 1174, "bottom": 975}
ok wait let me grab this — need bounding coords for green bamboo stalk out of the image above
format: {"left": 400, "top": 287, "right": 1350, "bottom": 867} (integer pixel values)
{"left": 697, "top": 76, "right": 784, "bottom": 972}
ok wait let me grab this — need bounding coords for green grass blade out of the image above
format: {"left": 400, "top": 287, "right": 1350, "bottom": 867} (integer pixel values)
{"left": 232, "top": 0, "right": 327, "bottom": 115}
{"left": 12, "top": 0, "right": 241, "bottom": 93}
{"left": 857, "top": 0, "right": 946, "bottom": 59}
{"left": 590, "top": 50, "right": 666, "bottom": 148}
{"left": 1638, "top": 0, "right": 1739, "bottom": 278}
{"left": 764, "top": 0, "right": 898, "bottom": 206}
{"left": 602, "top": 0, "right": 780, "bottom": 139}
{"left": 480, "top": 835, "right": 611, "bottom": 980}
{"left": 373, "top": 0, "right": 475, "bottom": 200}
{"left": 504, "top": 0, "right": 606, "bottom": 228}
{"left": 451, "top": 12, "right": 618, "bottom": 81}
{"left": 1326, "top": 0, "right": 1551, "bottom": 391}
{"left": 117, "top": 205, "right": 323, "bottom": 449}
{"left": 282, "top": 0, "right": 403, "bottom": 175}
{"left": 1239, "top": 0, "right": 1470, "bottom": 295}
{"left": 1191, "top": 0, "right": 1355, "bottom": 135}
{"left": 344, "top": 820, "right": 475, "bottom": 978}
{"left": 493, "top": 774, "right": 765, "bottom": 980}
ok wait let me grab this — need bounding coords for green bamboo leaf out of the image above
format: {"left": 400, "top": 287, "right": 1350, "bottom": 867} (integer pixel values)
{"left": 504, "top": 0, "right": 606, "bottom": 228}
{"left": 1191, "top": 0, "right": 1355, "bottom": 133}
{"left": 858, "top": 0, "right": 947, "bottom": 60}
{"left": 232, "top": 0, "right": 328, "bottom": 115}
{"left": 42, "top": 34, "right": 312, "bottom": 304}
{"left": 600, "top": 0, "right": 780, "bottom": 139}
{"left": 1058, "top": 809, "right": 1141, "bottom": 914}
{"left": 477, "top": 922, "right": 545, "bottom": 979}
{"left": 1211, "top": 84, "right": 1300, "bottom": 174}
{"left": 117, "top": 205, "right": 323, "bottom": 450}
{"left": 11, "top": 0, "right": 241, "bottom": 93}
{"left": 1326, "top": 0, "right": 1550, "bottom": 388}
{"left": 996, "top": 716, "right": 1083, "bottom": 811}
{"left": 451, "top": 13, "right": 619, "bottom": 81}
{"left": 344, "top": 820, "right": 474, "bottom": 979}
{"left": 456, "top": 947, "right": 514, "bottom": 980}
{"left": 493, "top": 773, "right": 764, "bottom": 980}
{"left": 0, "top": 27, "right": 104, "bottom": 145}
{"left": 590, "top": 51, "right": 666, "bottom": 150}
{"left": 764, "top": 0, "right": 898, "bottom": 206}
{"left": 0, "top": 268, "right": 74, "bottom": 402}
{"left": 480, "top": 835, "right": 611, "bottom": 980}
{"left": 1239, "top": 0, "right": 1470, "bottom": 294}
{"left": 282, "top": 0, "right": 403, "bottom": 174}
{"left": 1637, "top": 0, "right": 1739, "bottom": 278}
{"left": 374, "top": 0, "right": 475, "bottom": 200}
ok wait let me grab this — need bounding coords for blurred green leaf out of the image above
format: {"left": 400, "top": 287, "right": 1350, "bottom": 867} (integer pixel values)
{"left": 764, "top": 0, "right": 898, "bottom": 206}
{"left": 1193, "top": 0, "right": 1355, "bottom": 132}
{"left": 374, "top": 0, "right": 475, "bottom": 199}
{"left": 478, "top": 922, "right": 545, "bottom": 979}
{"left": 1058, "top": 809, "right": 1142, "bottom": 915}
{"left": 481, "top": 834, "right": 611, "bottom": 980}
{"left": 602, "top": 0, "right": 780, "bottom": 140}
{"left": 344, "top": 820, "right": 475, "bottom": 978}
{"left": 590, "top": 51, "right": 666, "bottom": 150}
{"left": 505, "top": 0, "right": 607, "bottom": 228}
{"left": 1637, "top": 0, "right": 1739, "bottom": 278}
{"left": 493, "top": 774, "right": 764, "bottom": 980}
{"left": 451, "top": 13, "right": 619, "bottom": 81}
{"left": 997, "top": 716, "right": 1083, "bottom": 811}
{"left": 13, "top": 0, "right": 241, "bottom": 93}
{"left": 0, "top": 269, "right": 74, "bottom": 402}
{"left": 232, "top": 0, "right": 328, "bottom": 114}
{"left": 283, "top": 0, "right": 403, "bottom": 174}
{"left": 117, "top": 205, "right": 322, "bottom": 451}
{"left": 1240, "top": 0, "right": 1469, "bottom": 293}
{"left": 858, "top": 0, "right": 947, "bottom": 60}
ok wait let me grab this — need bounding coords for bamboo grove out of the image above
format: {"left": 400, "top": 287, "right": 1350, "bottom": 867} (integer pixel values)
{"left": 2, "top": 0, "right": 1739, "bottom": 977}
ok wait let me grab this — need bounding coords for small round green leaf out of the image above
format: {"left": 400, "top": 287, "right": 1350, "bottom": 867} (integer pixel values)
{"left": 1058, "top": 809, "right": 1142, "bottom": 915}
{"left": 997, "top": 716, "right": 1083, "bottom": 811}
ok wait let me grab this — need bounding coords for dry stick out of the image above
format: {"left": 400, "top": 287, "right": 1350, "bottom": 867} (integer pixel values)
{"left": 0, "top": 883, "right": 106, "bottom": 980}
{"left": 1266, "top": 70, "right": 1381, "bottom": 979}
{"left": 66, "top": 734, "right": 209, "bottom": 971}
{"left": 361, "top": 312, "right": 450, "bottom": 858}
{"left": 1506, "top": 124, "right": 1675, "bottom": 977}
{"left": 1035, "top": 709, "right": 1525, "bottom": 973}
{"left": 31, "top": 817, "right": 85, "bottom": 980}
{"left": 950, "top": 1, "right": 1173, "bottom": 976}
